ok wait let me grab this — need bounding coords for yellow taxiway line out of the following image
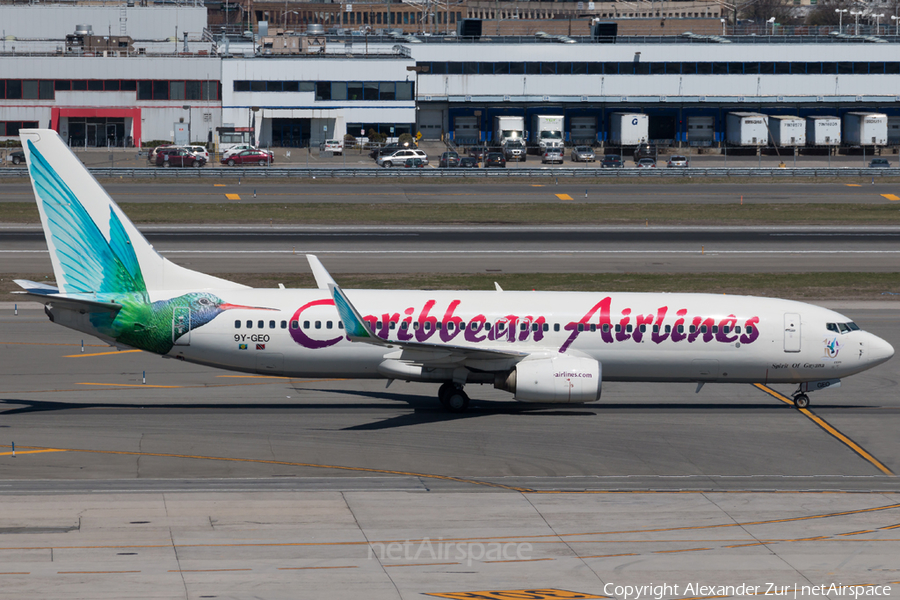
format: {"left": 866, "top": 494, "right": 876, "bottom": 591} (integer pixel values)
{"left": 64, "top": 349, "right": 142, "bottom": 358}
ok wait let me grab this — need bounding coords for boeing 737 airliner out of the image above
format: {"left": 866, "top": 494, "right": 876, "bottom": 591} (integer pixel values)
{"left": 14, "top": 129, "right": 894, "bottom": 411}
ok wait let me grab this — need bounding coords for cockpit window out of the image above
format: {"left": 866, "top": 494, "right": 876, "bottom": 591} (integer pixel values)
{"left": 847, "top": 322, "right": 860, "bottom": 331}
{"left": 826, "top": 323, "right": 838, "bottom": 333}
{"left": 827, "top": 322, "right": 860, "bottom": 334}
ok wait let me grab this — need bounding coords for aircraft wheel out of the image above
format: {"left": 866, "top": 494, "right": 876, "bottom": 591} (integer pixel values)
{"left": 445, "top": 389, "right": 469, "bottom": 413}
{"left": 437, "top": 382, "right": 455, "bottom": 407}
{"left": 793, "top": 394, "right": 810, "bottom": 409}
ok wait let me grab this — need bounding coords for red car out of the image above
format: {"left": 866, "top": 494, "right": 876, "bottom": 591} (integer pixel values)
{"left": 156, "top": 148, "right": 205, "bottom": 168}
{"left": 221, "top": 149, "right": 274, "bottom": 166}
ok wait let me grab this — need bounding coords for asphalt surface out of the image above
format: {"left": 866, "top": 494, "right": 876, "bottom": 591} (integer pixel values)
{"left": 4, "top": 224, "right": 900, "bottom": 273}
{"left": 3, "top": 180, "right": 900, "bottom": 204}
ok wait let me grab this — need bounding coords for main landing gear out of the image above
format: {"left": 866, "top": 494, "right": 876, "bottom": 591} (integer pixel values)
{"left": 438, "top": 382, "right": 469, "bottom": 413}
{"left": 791, "top": 391, "right": 810, "bottom": 409}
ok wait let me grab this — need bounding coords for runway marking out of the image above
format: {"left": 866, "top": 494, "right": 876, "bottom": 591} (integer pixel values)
{"left": 723, "top": 542, "right": 766, "bottom": 548}
{"left": 752, "top": 384, "right": 895, "bottom": 476}
{"left": 225, "top": 194, "right": 241, "bottom": 200}
{"left": 383, "top": 562, "right": 460, "bottom": 568}
{"left": 58, "top": 570, "right": 141, "bottom": 574}
{"left": 213, "top": 184, "right": 226, "bottom": 187}
{"left": 77, "top": 383, "right": 182, "bottom": 389}
{"left": 846, "top": 184, "right": 862, "bottom": 187}
{"left": 837, "top": 529, "right": 877, "bottom": 536}
{"left": 580, "top": 553, "right": 639, "bottom": 558}
{"left": 653, "top": 547, "right": 710, "bottom": 553}
{"left": 277, "top": 566, "right": 358, "bottom": 570}
{"left": 0, "top": 449, "right": 67, "bottom": 457}
{"left": 880, "top": 523, "right": 900, "bottom": 530}
{"left": 483, "top": 558, "right": 554, "bottom": 563}
{"left": 168, "top": 568, "right": 252, "bottom": 572}
{"left": 64, "top": 349, "right": 142, "bottom": 358}
{"left": 881, "top": 194, "right": 900, "bottom": 201}
{"left": 216, "top": 375, "right": 292, "bottom": 379}
{"left": 555, "top": 194, "right": 573, "bottom": 201}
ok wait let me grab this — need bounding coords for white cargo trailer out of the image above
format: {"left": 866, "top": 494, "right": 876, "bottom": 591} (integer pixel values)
{"left": 453, "top": 116, "right": 480, "bottom": 143}
{"left": 726, "top": 112, "right": 768, "bottom": 146}
{"left": 493, "top": 115, "right": 525, "bottom": 145}
{"left": 530, "top": 115, "right": 564, "bottom": 151}
{"left": 769, "top": 116, "right": 806, "bottom": 147}
{"left": 608, "top": 113, "right": 649, "bottom": 146}
{"left": 805, "top": 116, "right": 841, "bottom": 146}
{"left": 570, "top": 116, "right": 598, "bottom": 144}
{"left": 843, "top": 113, "right": 887, "bottom": 146}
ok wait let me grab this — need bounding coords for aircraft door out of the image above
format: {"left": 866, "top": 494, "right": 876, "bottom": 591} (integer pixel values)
{"left": 784, "top": 313, "right": 801, "bottom": 352}
{"left": 173, "top": 307, "right": 191, "bottom": 346}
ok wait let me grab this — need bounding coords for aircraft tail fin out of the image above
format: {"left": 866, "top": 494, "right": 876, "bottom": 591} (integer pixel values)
{"left": 20, "top": 129, "right": 246, "bottom": 295}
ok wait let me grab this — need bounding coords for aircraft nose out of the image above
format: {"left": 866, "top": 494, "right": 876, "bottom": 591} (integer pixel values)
{"left": 868, "top": 334, "right": 894, "bottom": 366}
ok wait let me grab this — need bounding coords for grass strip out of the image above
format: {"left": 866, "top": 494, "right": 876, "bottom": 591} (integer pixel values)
{"left": 2, "top": 202, "right": 900, "bottom": 225}
{"left": 4, "top": 272, "right": 899, "bottom": 303}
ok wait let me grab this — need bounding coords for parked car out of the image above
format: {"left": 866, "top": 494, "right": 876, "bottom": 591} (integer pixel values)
{"left": 7, "top": 149, "right": 25, "bottom": 165}
{"left": 468, "top": 146, "right": 488, "bottom": 160}
{"left": 403, "top": 157, "right": 426, "bottom": 168}
{"left": 484, "top": 152, "right": 506, "bottom": 168}
{"left": 571, "top": 146, "right": 596, "bottom": 162}
{"left": 185, "top": 145, "right": 210, "bottom": 162}
{"left": 633, "top": 143, "right": 658, "bottom": 163}
{"left": 600, "top": 155, "right": 624, "bottom": 168}
{"left": 156, "top": 148, "right": 206, "bottom": 167}
{"left": 458, "top": 157, "right": 478, "bottom": 168}
{"left": 223, "top": 144, "right": 273, "bottom": 160}
{"left": 439, "top": 151, "right": 460, "bottom": 168}
{"left": 667, "top": 155, "right": 688, "bottom": 168}
{"left": 369, "top": 144, "right": 401, "bottom": 160}
{"left": 148, "top": 145, "right": 174, "bottom": 163}
{"left": 869, "top": 158, "right": 891, "bottom": 168}
{"left": 502, "top": 139, "right": 527, "bottom": 162}
{"left": 221, "top": 149, "right": 274, "bottom": 166}
{"left": 319, "top": 139, "right": 343, "bottom": 155}
{"left": 377, "top": 148, "right": 428, "bottom": 168}
{"left": 542, "top": 148, "right": 564, "bottom": 164}
{"left": 635, "top": 158, "right": 656, "bottom": 168}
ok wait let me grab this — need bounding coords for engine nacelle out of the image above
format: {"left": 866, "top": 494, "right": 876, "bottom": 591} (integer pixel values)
{"left": 498, "top": 355, "right": 601, "bottom": 403}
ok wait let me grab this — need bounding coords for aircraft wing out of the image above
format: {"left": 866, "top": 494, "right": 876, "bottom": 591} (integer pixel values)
{"left": 13, "top": 279, "right": 123, "bottom": 314}
{"left": 329, "top": 283, "right": 529, "bottom": 366}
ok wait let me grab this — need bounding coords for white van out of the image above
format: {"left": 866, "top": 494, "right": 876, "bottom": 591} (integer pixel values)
{"left": 377, "top": 148, "right": 428, "bottom": 167}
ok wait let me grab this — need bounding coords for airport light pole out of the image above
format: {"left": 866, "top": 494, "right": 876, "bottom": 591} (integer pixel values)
{"left": 766, "top": 16, "right": 775, "bottom": 35}
{"left": 872, "top": 13, "right": 884, "bottom": 34}
{"left": 835, "top": 9, "right": 847, "bottom": 32}
{"left": 850, "top": 10, "right": 863, "bottom": 35}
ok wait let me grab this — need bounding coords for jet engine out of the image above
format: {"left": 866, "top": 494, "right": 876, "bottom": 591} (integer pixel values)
{"left": 496, "top": 355, "right": 601, "bottom": 403}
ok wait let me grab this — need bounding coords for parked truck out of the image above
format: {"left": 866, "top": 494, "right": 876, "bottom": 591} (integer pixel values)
{"left": 530, "top": 114, "right": 564, "bottom": 153}
{"left": 843, "top": 112, "right": 888, "bottom": 146}
{"left": 769, "top": 116, "right": 806, "bottom": 147}
{"left": 806, "top": 116, "right": 841, "bottom": 147}
{"left": 725, "top": 112, "right": 768, "bottom": 146}
{"left": 493, "top": 115, "right": 525, "bottom": 146}
{"left": 608, "top": 113, "right": 649, "bottom": 146}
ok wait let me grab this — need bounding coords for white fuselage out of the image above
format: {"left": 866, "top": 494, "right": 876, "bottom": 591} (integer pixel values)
{"left": 108, "top": 288, "right": 894, "bottom": 386}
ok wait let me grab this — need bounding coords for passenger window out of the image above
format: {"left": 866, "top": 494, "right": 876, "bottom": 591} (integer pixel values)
{"left": 401, "top": 322, "right": 408, "bottom": 330}
{"left": 388, "top": 322, "right": 395, "bottom": 330}
{"left": 303, "top": 320, "right": 310, "bottom": 328}
{"left": 712, "top": 325, "right": 718, "bottom": 333}
{"left": 339, "top": 321, "right": 344, "bottom": 329}
{"left": 652, "top": 325, "right": 659, "bottom": 333}
{"left": 543, "top": 323, "right": 549, "bottom": 332}
{"left": 326, "top": 321, "right": 333, "bottom": 329}
{"left": 257, "top": 320, "right": 264, "bottom": 329}
{"left": 639, "top": 325, "right": 646, "bottom": 333}
{"left": 290, "top": 320, "right": 299, "bottom": 329}
{"left": 700, "top": 325, "right": 707, "bottom": 334}
{"left": 690, "top": 325, "right": 697, "bottom": 333}
{"left": 459, "top": 322, "right": 465, "bottom": 330}
{"left": 424, "top": 322, "right": 431, "bottom": 331}
{"left": 578, "top": 324, "right": 584, "bottom": 332}
{"left": 735, "top": 326, "right": 741, "bottom": 334}
{"left": 532, "top": 323, "right": 539, "bottom": 332}
{"left": 615, "top": 324, "right": 621, "bottom": 333}
{"left": 626, "top": 324, "right": 633, "bottom": 333}
{"left": 746, "top": 326, "right": 754, "bottom": 334}
{"left": 723, "top": 325, "right": 730, "bottom": 334}
{"left": 485, "top": 322, "right": 492, "bottom": 331}
{"left": 497, "top": 323, "right": 504, "bottom": 331}
{"left": 413, "top": 322, "right": 420, "bottom": 330}
{"left": 677, "top": 325, "right": 684, "bottom": 334}
{"left": 315, "top": 321, "right": 321, "bottom": 329}
{"left": 590, "top": 324, "right": 596, "bottom": 332}
{"left": 246, "top": 320, "right": 253, "bottom": 328}
{"left": 553, "top": 323, "right": 560, "bottom": 332}
{"left": 447, "top": 322, "right": 454, "bottom": 331}
{"left": 269, "top": 320, "right": 276, "bottom": 329}
{"left": 603, "top": 324, "right": 610, "bottom": 332}
{"left": 235, "top": 320, "right": 241, "bottom": 328}
{"left": 281, "top": 321, "right": 287, "bottom": 329}
{"left": 436, "top": 322, "right": 442, "bottom": 330}
{"left": 377, "top": 321, "right": 383, "bottom": 329}
{"left": 665, "top": 325, "right": 671, "bottom": 333}
{"left": 521, "top": 323, "right": 528, "bottom": 331}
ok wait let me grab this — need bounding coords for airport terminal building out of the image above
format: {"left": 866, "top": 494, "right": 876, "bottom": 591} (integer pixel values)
{"left": 1, "top": 3, "right": 899, "bottom": 149}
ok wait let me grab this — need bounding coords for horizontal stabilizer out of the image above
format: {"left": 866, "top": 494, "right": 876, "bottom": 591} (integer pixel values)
{"left": 13, "top": 279, "right": 122, "bottom": 314}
